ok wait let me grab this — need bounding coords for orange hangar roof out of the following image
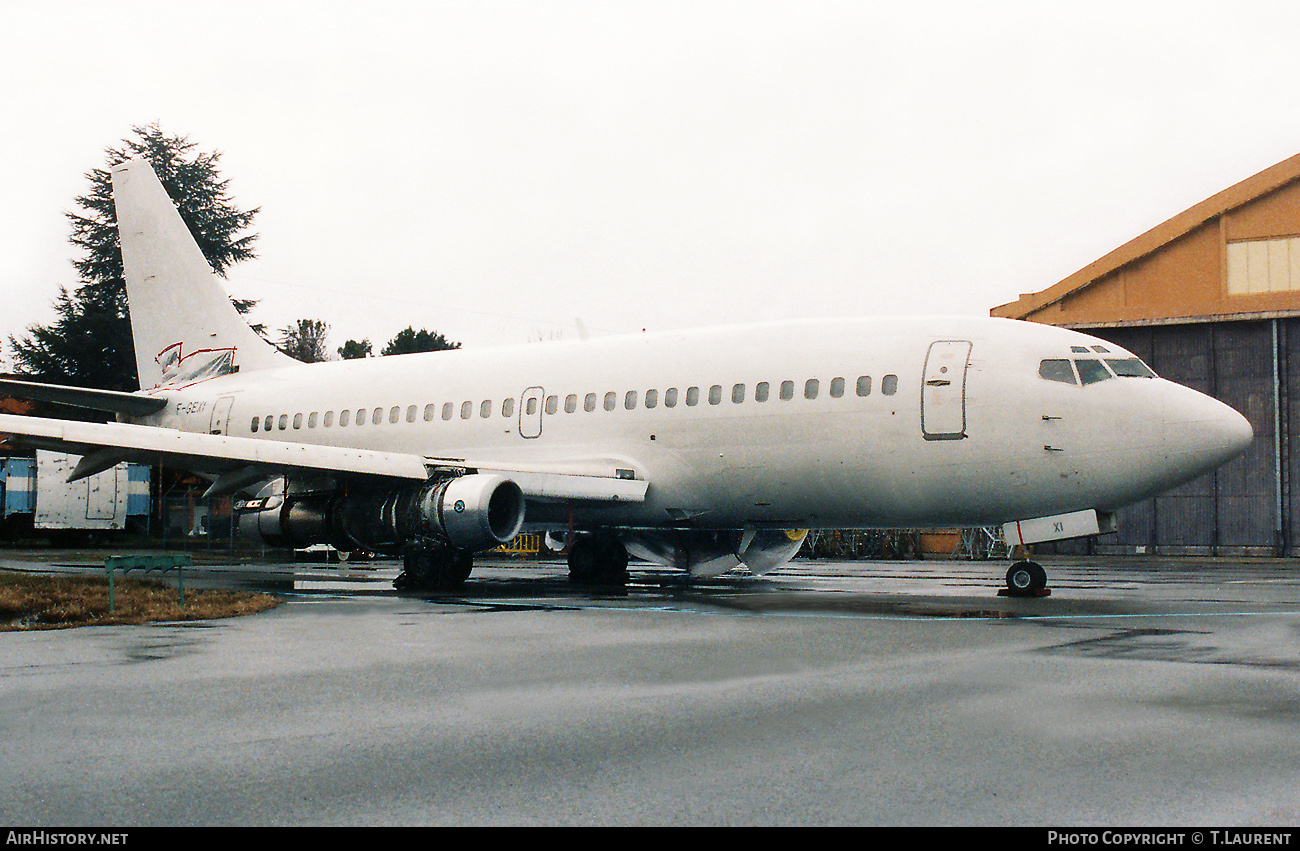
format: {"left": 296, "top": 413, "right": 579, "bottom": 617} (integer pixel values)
{"left": 993, "top": 152, "right": 1300, "bottom": 327}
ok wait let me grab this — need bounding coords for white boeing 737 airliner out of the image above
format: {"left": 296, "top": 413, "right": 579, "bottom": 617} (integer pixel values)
{"left": 0, "top": 160, "right": 1253, "bottom": 593}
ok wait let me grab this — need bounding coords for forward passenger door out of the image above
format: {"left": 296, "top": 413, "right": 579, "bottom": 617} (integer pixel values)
{"left": 921, "top": 340, "right": 971, "bottom": 441}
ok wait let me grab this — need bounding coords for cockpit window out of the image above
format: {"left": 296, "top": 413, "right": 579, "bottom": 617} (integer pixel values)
{"left": 1042, "top": 352, "right": 1158, "bottom": 386}
{"left": 1038, "top": 359, "right": 1077, "bottom": 384}
{"left": 1105, "top": 357, "right": 1156, "bottom": 378}
{"left": 1075, "top": 359, "right": 1112, "bottom": 385}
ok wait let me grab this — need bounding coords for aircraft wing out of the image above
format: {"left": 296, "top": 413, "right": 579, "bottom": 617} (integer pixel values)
{"left": 0, "top": 413, "right": 648, "bottom": 503}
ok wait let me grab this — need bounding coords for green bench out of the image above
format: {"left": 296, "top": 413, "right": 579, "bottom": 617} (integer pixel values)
{"left": 104, "top": 554, "right": 194, "bottom": 613}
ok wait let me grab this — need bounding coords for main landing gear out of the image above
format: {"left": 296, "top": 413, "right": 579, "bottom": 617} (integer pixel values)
{"left": 1000, "top": 560, "right": 1050, "bottom": 597}
{"left": 567, "top": 532, "right": 629, "bottom": 586}
{"left": 394, "top": 542, "right": 473, "bottom": 592}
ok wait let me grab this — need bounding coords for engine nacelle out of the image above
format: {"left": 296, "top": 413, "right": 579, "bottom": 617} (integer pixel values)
{"left": 237, "top": 473, "right": 526, "bottom": 554}
{"left": 738, "top": 529, "right": 808, "bottom": 575}
{"left": 622, "top": 528, "right": 808, "bottom": 576}
{"left": 418, "top": 474, "right": 527, "bottom": 550}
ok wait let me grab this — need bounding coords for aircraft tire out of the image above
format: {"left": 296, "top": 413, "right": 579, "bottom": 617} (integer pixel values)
{"left": 397, "top": 547, "right": 473, "bottom": 591}
{"left": 568, "top": 533, "right": 628, "bottom": 585}
{"left": 1005, "top": 561, "right": 1047, "bottom": 595}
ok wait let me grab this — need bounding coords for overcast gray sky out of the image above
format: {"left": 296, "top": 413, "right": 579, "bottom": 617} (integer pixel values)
{"left": 5, "top": 0, "right": 1300, "bottom": 361}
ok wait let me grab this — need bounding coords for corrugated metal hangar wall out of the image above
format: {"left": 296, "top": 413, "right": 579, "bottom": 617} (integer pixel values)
{"left": 992, "top": 153, "right": 1300, "bottom": 556}
{"left": 1082, "top": 320, "right": 1284, "bottom": 555}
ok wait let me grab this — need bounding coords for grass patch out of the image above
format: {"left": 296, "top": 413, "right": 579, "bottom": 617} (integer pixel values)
{"left": 0, "top": 571, "right": 280, "bottom": 631}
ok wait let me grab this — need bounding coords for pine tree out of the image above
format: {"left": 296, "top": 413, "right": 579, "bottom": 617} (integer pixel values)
{"left": 338, "top": 339, "right": 373, "bottom": 360}
{"left": 9, "top": 124, "right": 260, "bottom": 390}
{"left": 380, "top": 327, "right": 461, "bottom": 356}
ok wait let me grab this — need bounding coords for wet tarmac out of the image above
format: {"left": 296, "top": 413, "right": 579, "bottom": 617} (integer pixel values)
{"left": 1, "top": 550, "right": 1298, "bottom": 826}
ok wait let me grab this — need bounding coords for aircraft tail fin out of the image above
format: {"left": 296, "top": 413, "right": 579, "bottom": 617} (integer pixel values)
{"left": 111, "top": 159, "right": 294, "bottom": 390}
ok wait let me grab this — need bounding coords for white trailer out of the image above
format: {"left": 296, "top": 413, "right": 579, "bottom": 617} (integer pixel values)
{"left": 0, "top": 451, "right": 150, "bottom": 532}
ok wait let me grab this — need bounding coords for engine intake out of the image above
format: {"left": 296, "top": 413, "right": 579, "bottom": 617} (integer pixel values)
{"left": 237, "top": 473, "right": 526, "bottom": 554}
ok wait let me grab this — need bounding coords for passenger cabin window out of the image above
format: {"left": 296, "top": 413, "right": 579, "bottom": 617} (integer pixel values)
{"left": 755, "top": 382, "right": 769, "bottom": 402}
{"left": 804, "top": 379, "right": 819, "bottom": 400}
{"left": 686, "top": 387, "right": 700, "bottom": 406}
{"left": 424, "top": 404, "right": 436, "bottom": 421}
{"left": 780, "top": 380, "right": 794, "bottom": 401}
{"left": 856, "top": 376, "right": 871, "bottom": 396}
{"left": 732, "top": 384, "right": 745, "bottom": 403}
{"left": 830, "top": 377, "right": 845, "bottom": 398}
{"left": 502, "top": 398, "right": 515, "bottom": 418}
{"left": 665, "top": 388, "right": 679, "bottom": 407}
{"left": 881, "top": 375, "right": 898, "bottom": 396}
{"left": 584, "top": 393, "right": 597, "bottom": 412}
{"left": 645, "top": 389, "right": 659, "bottom": 409}
{"left": 604, "top": 392, "right": 617, "bottom": 411}
{"left": 340, "top": 409, "right": 351, "bottom": 427}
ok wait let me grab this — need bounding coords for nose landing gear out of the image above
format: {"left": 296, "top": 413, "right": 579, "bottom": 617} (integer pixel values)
{"left": 1000, "top": 560, "right": 1050, "bottom": 597}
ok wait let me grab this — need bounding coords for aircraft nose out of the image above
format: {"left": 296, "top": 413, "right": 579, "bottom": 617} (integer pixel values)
{"left": 1160, "top": 382, "right": 1253, "bottom": 473}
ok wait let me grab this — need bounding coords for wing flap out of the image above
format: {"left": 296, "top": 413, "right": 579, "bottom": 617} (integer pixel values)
{"left": 490, "top": 470, "right": 647, "bottom": 502}
{"left": 427, "top": 455, "right": 647, "bottom": 502}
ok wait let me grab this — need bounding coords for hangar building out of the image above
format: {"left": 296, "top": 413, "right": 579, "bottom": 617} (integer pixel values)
{"left": 992, "top": 152, "right": 1300, "bottom": 556}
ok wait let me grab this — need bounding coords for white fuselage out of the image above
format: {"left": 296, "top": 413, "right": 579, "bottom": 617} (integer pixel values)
{"left": 136, "top": 315, "right": 1251, "bottom": 531}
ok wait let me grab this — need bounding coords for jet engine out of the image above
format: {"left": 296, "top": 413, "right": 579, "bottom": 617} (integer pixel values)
{"left": 237, "top": 473, "right": 526, "bottom": 554}
{"left": 622, "top": 528, "right": 808, "bottom": 576}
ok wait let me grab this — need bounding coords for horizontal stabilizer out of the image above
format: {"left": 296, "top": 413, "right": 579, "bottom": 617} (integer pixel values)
{"left": 0, "top": 379, "right": 167, "bottom": 416}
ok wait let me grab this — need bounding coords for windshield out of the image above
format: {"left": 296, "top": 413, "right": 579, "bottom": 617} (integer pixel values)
{"left": 1038, "top": 359, "right": 1076, "bottom": 385}
{"left": 1074, "top": 359, "right": 1111, "bottom": 385}
{"left": 1038, "top": 354, "right": 1158, "bottom": 385}
{"left": 1105, "top": 357, "right": 1156, "bottom": 378}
